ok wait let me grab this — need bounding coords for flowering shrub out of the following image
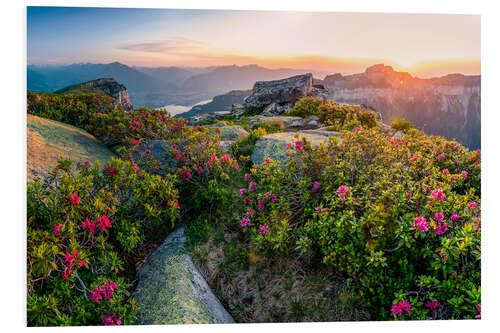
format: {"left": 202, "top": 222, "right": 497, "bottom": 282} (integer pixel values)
{"left": 391, "top": 117, "right": 415, "bottom": 132}
{"left": 287, "top": 96, "right": 378, "bottom": 130}
{"left": 238, "top": 126, "right": 480, "bottom": 320}
{"left": 27, "top": 92, "right": 189, "bottom": 147}
{"left": 27, "top": 157, "right": 179, "bottom": 326}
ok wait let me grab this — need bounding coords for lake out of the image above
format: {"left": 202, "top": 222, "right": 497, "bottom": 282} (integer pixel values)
{"left": 159, "top": 99, "right": 212, "bottom": 116}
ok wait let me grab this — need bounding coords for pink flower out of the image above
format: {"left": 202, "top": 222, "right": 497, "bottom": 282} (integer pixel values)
{"left": 316, "top": 206, "right": 322, "bottom": 212}
{"left": 90, "top": 290, "right": 102, "bottom": 303}
{"left": 101, "top": 313, "right": 122, "bottom": 326}
{"left": 53, "top": 224, "right": 63, "bottom": 237}
{"left": 391, "top": 300, "right": 411, "bottom": 316}
{"left": 475, "top": 304, "right": 481, "bottom": 319}
{"left": 430, "top": 189, "right": 445, "bottom": 201}
{"left": 67, "top": 192, "right": 81, "bottom": 205}
{"left": 355, "top": 126, "right": 362, "bottom": 132}
{"left": 295, "top": 140, "right": 303, "bottom": 151}
{"left": 270, "top": 195, "right": 278, "bottom": 203}
{"left": 412, "top": 154, "right": 420, "bottom": 160}
{"left": 264, "top": 158, "right": 271, "bottom": 163}
{"left": 221, "top": 154, "right": 231, "bottom": 164}
{"left": 240, "top": 217, "right": 251, "bottom": 228}
{"left": 437, "top": 152, "right": 445, "bottom": 161}
{"left": 249, "top": 182, "right": 258, "bottom": 191}
{"left": 259, "top": 224, "right": 270, "bottom": 235}
{"left": 337, "top": 185, "right": 350, "bottom": 201}
{"left": 425, "top": 300, "right": 440, "bottom": 311}
{"left": 233, "top": 163, "right": 239, "bottom": 169}
{"left": 258, "top": 200, "right": 265, "bottom": 210}
{"left": 246, "top": 209, "right": 255, "bottom": 217}
{"left": 240, "top": 188, "right": 247, "bottom": 195}
{"left": 82, "top": 218, "right": 96, "bottom": 234}
{"left": 434, "top": 212, "right": 445, "bottom": 222}
{"left": 462, "top": 170, "right": 468, "bottom": 179}
{"left": 443, "top": 168, "right": 450, "bottom": 175}
{"left": 245, "top": 173, "right": 251, "bottom": 180}
{"left": 243, "top": 197, "right": 252, "bottom": 205}
{"left": 414, "top": 216, "right": 429, "bottom": 232}
{"left": 196, "top": 166, "right": 202, "bottom": 175}
{"left": 211, "top": 155, "right": 218, "bottom": 163}
{"left": 312, "top": 181, "right": 321, "bottom": 193}
{"left": 435, "top": 222, "right": 448, "bottom": 235}
{"left": 450, "top": 213, "right": 461, "bottom": 223}
{"left": 468, "top": 201, "right": 478, "bottom": 209}
{"left": 97, "top": 216, "right": 111, "bottom": 231}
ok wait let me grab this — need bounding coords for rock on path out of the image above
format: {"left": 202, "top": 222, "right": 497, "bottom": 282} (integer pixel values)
{"left": 133, "top": 227, "right": 235, "bottom": 325}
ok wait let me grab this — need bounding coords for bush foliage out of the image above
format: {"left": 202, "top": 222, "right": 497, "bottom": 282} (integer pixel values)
{"left": 27, "top": 92, "right": 481, "bottom": 324}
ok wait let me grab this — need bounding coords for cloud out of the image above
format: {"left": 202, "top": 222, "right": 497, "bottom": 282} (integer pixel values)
{"left": 117, "top": 37, "right": 206, "bottom": 54}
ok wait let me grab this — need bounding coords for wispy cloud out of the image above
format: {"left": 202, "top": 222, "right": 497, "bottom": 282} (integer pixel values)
{"left": 117, "top": 37, "right": 206, "bottom": 54}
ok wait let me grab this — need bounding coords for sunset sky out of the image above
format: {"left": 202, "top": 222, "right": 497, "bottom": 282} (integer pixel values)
{"left": 27, "top": 7, "right": 481, "bottom": 77}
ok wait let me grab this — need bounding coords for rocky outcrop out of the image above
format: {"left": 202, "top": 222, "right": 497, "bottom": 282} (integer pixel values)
{"left": 322, "top": 64, "right": 481, "bottom": 149}
{"left": 83, "top": 78, "right": 133, "bottom": 110}
{"left": 212, "top": 125, "right": 249, "bottom": 141}
{"left": 251, "top": 131, "right": 340, "bottom": 165}
{"left": 27, "top": 114, "right": 116, "bottom": 181}
{"left": 133, "top": 227, "right": 234, "bottom": 325}
{"left": 243, "top": 73, "right": 313, "bottom": 112}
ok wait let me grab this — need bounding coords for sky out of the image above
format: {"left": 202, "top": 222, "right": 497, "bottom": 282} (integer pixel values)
{"left": 27, "top": 7, "right": 481, "bottom": 77}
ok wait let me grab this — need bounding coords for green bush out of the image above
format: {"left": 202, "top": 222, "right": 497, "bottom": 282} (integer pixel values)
{"left": 27, "top": 157, "right": 179, "bottom": 326}
{"left": 391, "top": 118, "right": 415, "bottom": 132}
{"left": 237, "top": 127, "right": 481, "bottom": 320}
{"left": 252, "top": 119, "right": 284, "bottom": 133}
{"left": 288, "top": 97, "right": 378, "bottom": 131}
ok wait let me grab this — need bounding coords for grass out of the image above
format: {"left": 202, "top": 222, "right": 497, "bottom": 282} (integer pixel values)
{"left": 189, "top": 222, "right": 370, "bottom": 323}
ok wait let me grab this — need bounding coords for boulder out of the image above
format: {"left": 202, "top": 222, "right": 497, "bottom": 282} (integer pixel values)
{"left": 251, "top": 131, "right": 341, "bottom": 165}
{"left": 27, "top": 114, "right": 116, "bottom": 181}
{"left": 243, "top": 73, "right": 313, "bottom": 110}
{"left": 134, "top": 227, "right": 234, "bottom": 325}
{"left": 214, "top": 125, "right": 249, "bottom": 141}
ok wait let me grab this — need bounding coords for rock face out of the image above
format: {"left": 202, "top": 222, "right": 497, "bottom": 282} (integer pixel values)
{"left": 243, "top": 73, "right": 313, "bottom": 111}
{"left": 251, "top": 131, "right": 340, "bottom": 165}
{"left": 83, "top": 78, "right": 133, "bottom": 110}
{"left": 134, "top": 227, "right": 234, "bottom": 325}
{"left": 322, "top": 64, "right": 481, "bottom": 149}
{"left": 27, "top": 114, "right": 116, "bottom": 181}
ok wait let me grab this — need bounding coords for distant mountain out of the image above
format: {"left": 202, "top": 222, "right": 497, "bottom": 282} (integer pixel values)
{"left": 27, "top": 62, "right": 176, "bottom": 107}
{"left": 181, "top": 64, "right": 313, "bottom": 95}
{"left": 133, "top": 66, "right": 215, "bottom": 87}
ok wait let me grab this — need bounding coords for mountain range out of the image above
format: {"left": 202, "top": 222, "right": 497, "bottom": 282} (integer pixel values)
{"left": 27, "top": 62, "right": 318, "bottom": 108}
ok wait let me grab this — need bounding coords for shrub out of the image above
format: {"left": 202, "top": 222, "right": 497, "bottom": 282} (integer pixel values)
{"left": 27, "top": 157, "right": 179, "bottom": 326}
{"left": 236, "top": 127, "right": 481, "bottom": 320}
{"left": 391, "top": 118, "right": 415, "bottom": 132}
{"left": 288, "top": 97, "right": 378, "bottom": 131}
{"left": 27, "top": 92, "right": 189, "bottom": 147}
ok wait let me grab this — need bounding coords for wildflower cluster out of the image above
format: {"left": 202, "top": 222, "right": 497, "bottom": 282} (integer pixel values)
{"left": 27, "top": 157, "right": 179, "bottom": 326}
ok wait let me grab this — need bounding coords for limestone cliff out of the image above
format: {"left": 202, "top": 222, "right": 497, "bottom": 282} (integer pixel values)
{"left": 323, "top": 64, "right": 480, "bottom": 148}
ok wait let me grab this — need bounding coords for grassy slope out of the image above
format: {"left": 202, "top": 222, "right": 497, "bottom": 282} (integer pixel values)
{"left": 27, "top": 114, "right": 116, "bottom": 181}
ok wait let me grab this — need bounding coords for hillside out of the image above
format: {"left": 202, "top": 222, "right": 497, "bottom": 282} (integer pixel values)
{"left": 56, "top": 78, "right": 133, "bottom": 110}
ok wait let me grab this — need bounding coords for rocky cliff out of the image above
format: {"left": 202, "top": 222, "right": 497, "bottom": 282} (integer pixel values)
{"left": 323, "top": 64, "right": 481, "bottom": 148}
{"left": 83, "top": 78, "right": 133, "bottom": 110}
